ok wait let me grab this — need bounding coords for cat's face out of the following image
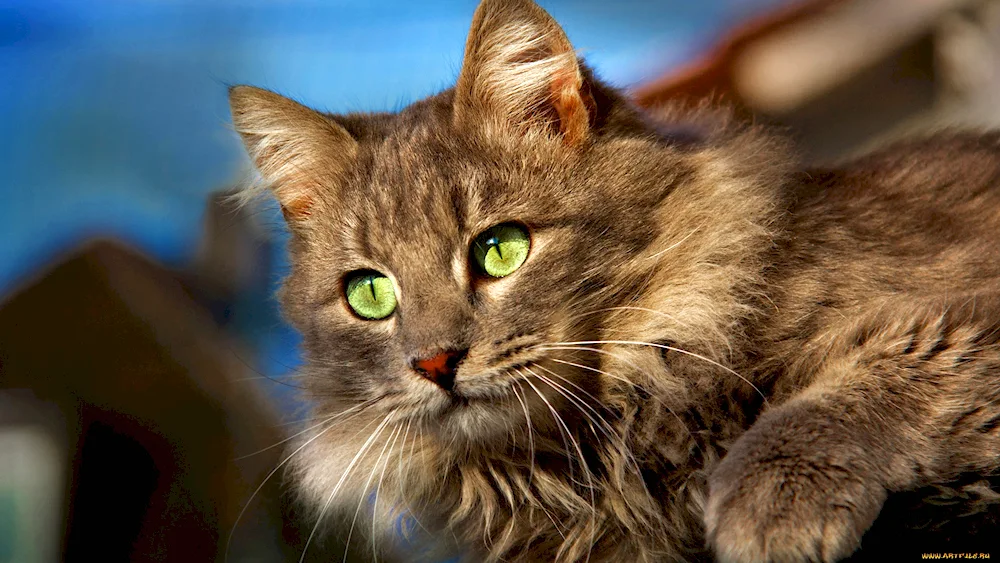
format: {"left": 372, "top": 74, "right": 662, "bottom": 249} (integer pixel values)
{"left": 229, "top": 0, "right": 781, "bottom": 451}
{"left": 275, "top": 117, "right": 675, "bottom": 444}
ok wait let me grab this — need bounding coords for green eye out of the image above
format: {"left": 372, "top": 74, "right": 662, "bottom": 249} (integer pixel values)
{"left": 345, "top": 271, "right": 397, "bottom": 320}
{"left": 471, "top": 223, "right": 531, "bottom": 278}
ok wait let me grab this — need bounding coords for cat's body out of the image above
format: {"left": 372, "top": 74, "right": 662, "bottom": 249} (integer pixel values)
{"left": 229, "top": 1, "right": 1000, "bottom": 561}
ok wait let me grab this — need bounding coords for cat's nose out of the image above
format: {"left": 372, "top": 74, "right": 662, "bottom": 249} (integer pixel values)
{"left": 411, "top": 348, "right": 467, "bottom": 390}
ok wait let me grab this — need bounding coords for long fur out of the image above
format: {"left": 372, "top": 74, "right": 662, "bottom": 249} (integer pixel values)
{"left": 228, "top": 1, "right": 1000, "bottom": 561}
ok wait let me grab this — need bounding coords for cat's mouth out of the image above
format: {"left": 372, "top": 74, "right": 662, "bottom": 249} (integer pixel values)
{"left": 439, "top": 370, "right": 525, "bottom": 408}
{"left": 422, "top": 360, "right": 564, "bottom": 416}
{"left": 392, "top": 338, "right": 601, "bottom": 435}
{"left": 390, "top": 360, "right": 538, "bottom": 422}
{"left": 445, "top": 359, "right": 539, "bottom": 400}
{"left": 413, "top": 375, "right": 535, "bottom": 441}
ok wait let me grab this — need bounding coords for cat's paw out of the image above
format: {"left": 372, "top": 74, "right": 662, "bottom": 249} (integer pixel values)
{"left": 704, "top": 450, "right": 886, "bottom": 563}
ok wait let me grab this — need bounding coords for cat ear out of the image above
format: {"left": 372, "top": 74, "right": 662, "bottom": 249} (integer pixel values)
{"left": 454, "top": 0, "right": 594, "bottom": 146}
{"left": 229, "top": 85, "right": 357, "bottom": 222}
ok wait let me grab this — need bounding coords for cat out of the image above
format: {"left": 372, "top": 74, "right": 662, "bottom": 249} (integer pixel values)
{"left": 228, "top": 0, "right": 1000, "bottom": 561}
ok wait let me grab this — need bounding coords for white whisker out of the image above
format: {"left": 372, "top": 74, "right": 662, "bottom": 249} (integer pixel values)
{"left": 521, "top": 367, "right": 599, "bottom": 563}
{"left": 530, "top": 364, "right": 644, "bottom": 474}
{"left": 404, "top": 421, "right": 433, "bottom": 539}
{"left": 342, "top": 423, "right": 399, "bottom": 563}
{"left": 235, "top": 399, "right": 376, "bottom": 461}
{"left": 394, "top": 419, "right": 412, "bottom": 523}
{"left": 370, "top": 425, "right": 404, "bottom": 562}
{"left": 516, "top": 369, "right": 575, "bottom": 485}
{"left": 646, "top": 224, "right": 702, "bottom": 260}
{"left": 544, "top": 354, "right": 701, "bottom": 451}
{"left": 540, "top": 340, "right": 768, "bottom": 404}
{"left": 508, "top": 383, "right": 536, "bottom": 488}
{"left": 225, "top": 403, "right": 375, "bottom": 562}
{"left": 300, "top": 414, "right": 393, "bottom": 563}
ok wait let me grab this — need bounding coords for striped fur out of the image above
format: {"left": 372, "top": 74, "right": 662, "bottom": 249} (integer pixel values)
{"left": 228, "top": 1, "right": 1000, "bottom": 561}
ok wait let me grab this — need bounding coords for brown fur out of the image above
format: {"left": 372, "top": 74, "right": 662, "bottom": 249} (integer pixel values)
{"left": 228, "top": 1, "right": 1000, "bottom": 561}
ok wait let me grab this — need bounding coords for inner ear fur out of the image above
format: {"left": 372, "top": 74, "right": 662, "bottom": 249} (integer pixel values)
{"left": 229, "top": 85, "right": 358, "bottom": 222}
{"left": 453, "top": 0, "right": 594, "bottom": 146}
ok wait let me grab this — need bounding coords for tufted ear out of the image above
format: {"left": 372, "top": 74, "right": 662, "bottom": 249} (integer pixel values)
{"left": 228, "top": 85, "right": 357, "bottom": 222}
{"left": 453, "top": 0, "right": 594, "bottom": 147}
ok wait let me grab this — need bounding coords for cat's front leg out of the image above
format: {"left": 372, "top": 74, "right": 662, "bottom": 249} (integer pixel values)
{"left": 705, "top": 297, "right": 1000, "bottom": 562}
{"left": 704, "top": 394, "right": 890, "bottom": 563}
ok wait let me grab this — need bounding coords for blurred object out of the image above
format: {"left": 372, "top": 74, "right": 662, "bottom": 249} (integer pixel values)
{"left": 190, "top": 190, "right": 272, "bottom": 304}
{"left": 0, "top": 392, "right": 65, "bottom": 563}
{"left": 0, "top": 240, "right": 293, "bottom": 561}
{"left": 732, "top": 0, "right": 965, "bottom": 113}
{"left": 184, "top": 189, "right": 303, "bottom": 415}
{"left": 185, "top": 188, "right": 276, "bottom": 336}
{"left": 634, "top": 0, "right": 1000, "bottom": 163}
{"left": 632, "top": 0, "right": 840, "bottom": 111}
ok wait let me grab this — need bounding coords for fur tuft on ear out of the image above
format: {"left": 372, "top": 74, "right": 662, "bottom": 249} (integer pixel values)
{"left": 228, "top": 86, "right": 357, "bottom": 222}
{"left": 454, "top": 0, "right": 593, "bottom": 146}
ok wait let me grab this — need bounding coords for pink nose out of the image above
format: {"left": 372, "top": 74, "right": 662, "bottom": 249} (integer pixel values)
{"left": 411, "top": 349, "right": 465, "bottom": 390}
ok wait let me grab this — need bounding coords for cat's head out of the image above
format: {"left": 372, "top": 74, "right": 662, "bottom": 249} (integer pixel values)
{"left": 229, "top": 0, "right": 786, "bottom": 452}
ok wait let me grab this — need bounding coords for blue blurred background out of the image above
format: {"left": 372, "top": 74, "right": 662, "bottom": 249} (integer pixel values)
{"left": 0, "top": 0, "right": 790, "bottom": 414}
{"left": 7, "top": 2, "right": 998, "bottom": 559}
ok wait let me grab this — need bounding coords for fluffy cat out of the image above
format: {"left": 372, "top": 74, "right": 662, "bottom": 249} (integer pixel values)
{"left": 228, "top": 0, "right": 1000, "bottom": 561}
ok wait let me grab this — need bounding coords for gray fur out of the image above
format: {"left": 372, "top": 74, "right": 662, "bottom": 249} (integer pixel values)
{"left": 228, "top": 1, "right": 1000, "bottom": 561}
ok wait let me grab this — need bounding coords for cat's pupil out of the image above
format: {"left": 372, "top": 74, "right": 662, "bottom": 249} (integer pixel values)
{"left": 471, "top": 223, "right": 531, "bottom": 278}
{"left": 487, "top": 238, "right": 502, "bottom": 259}
{"left": 345, "top": 271, "right": 397, "bottom": 320}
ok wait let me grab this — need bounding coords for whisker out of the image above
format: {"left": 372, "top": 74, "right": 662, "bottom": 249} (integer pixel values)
{"left": 402, "top": 420, "right": 433, "bottom": 539}
{"left": 540, "top": 504, "right": 568, "bottom": 541}
{"left": 374, "top": 423, "right": 405, "bottom": 561}
{"left": 505, "top": 384, "right": 567, "bottom": 544}
{"left": 228, "top": 348, "right": 309, "bottom": 390}
{"left": 300, "top": 414, "right": 393, "bottom": 563}
{"left": 540, "top": 340, "right": 768, "bottom": 404}
{"left": 502, "top": 394, "right": 518, "bottom": 458}
{"left": 342, "top": 423, "right": 399, "bottom": 563}
{"left": 531, "top": 365, "right": 656, "bottom": 524}
{"left": 537, "top": 345, "right": 659, "bottom": 397}
{"left": 521, "top": 367, "right": 599, "bottom": 563}
{"left": 529, "top": 368, "right": 616, "bottom": 446}
{"left": 225, "top": 405, "right": 373, "bottom": 563}
{"left": 340, "top": 424, "right": 400, "bottom": 563}
{"left": 645, "top": 224, "right": 702, "bottom": 260}
{"left": 272, "top": 415, "right": 341, "bottom": 427}
{"left": 543, "top": 354, "right": 700, "bottom": 451}
{"left": 530, "top": 364, "right": 643, "bottom": 466}
{"left": 234, "top": 399, "right": 377, "bottom": 461}
{"left": 394, "top": 419, "right": 412, "bottom": 521}
{"left": 515, "top": 368, "right": 576, "bottom": 485}
{"left": 529, "top": 364, "right": 608, "bottom": 417}
{"left": 508, "top": 383, "right": 536, "bottom": 488}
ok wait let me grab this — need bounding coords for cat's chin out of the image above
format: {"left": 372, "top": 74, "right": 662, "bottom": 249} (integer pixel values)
{"left": 409, "top": 389, "right": 525, "bottom": 445}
